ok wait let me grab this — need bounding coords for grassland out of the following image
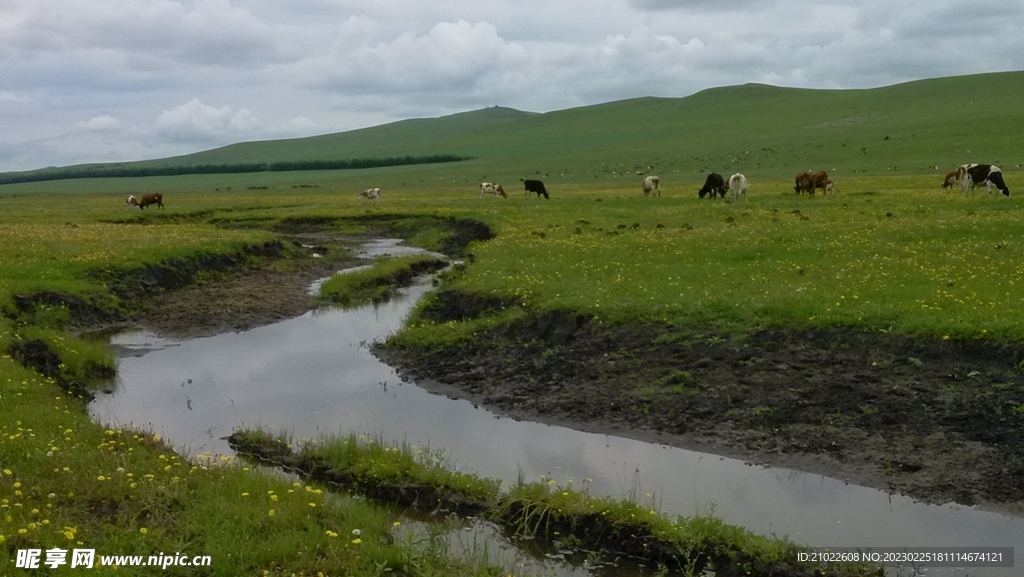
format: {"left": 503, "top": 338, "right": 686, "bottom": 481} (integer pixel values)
{"left": 2, "top": 72, "right": 1024, "bottom": 574}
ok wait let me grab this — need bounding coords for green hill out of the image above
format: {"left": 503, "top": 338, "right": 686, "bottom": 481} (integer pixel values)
{"left": 141, "top": 106, "right": 537, "bottom": 167}
{"left": 7, "top": 71, "right": 1024, "bottom": 184}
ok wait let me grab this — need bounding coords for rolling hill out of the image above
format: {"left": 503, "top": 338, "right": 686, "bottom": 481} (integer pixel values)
{"left": 6, "top": 70, "right": 1023, "bottom": 185}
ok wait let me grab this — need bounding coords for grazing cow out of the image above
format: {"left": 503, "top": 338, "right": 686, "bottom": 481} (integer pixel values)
{"left": 964, "top": 164, "right": 1010, "bottom": 197}
{"left": 479, "top": 182, "right": 507, "bottom": 199}
{"left": 359, "top": 187, "right": 381, "bottom": 204}
{"left": 524, "top": 179, "right": 549, "bottom": 199}
{"left": 942, "top": 167, "right": 963, "bottom": 191}
{"left": 794, "top": 171, "right": 813, "bottom": 195}
{"left": 728, "top": 173, "right": 749, "bottom": 202}
{"left": 807, "top": 171, "right": 830, "bottom": 196}
{"left": 641, "top": 175, "right": 661, "bottom": 198}
{"left": 130, "top": 192, "right": 163, "bottom": 209}
{"left": 698, "top": 173, "right": 726, "bottom": 199}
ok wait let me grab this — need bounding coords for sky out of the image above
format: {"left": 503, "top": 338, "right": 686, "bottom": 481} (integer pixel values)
{"left": 2, "top": 0, "right": 1023, "bottom": 172}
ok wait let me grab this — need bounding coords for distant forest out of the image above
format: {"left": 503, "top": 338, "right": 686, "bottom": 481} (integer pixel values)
{"left": 0, "top": 154, "right": 473, "bottom": 185}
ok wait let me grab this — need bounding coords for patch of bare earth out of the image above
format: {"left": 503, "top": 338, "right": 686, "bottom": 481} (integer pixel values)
{"left": 138, "top": 258, "right": 354, "bottom": 339}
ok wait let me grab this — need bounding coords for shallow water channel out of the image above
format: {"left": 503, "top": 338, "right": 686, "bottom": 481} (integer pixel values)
{"left": 90, "top": 240, "right": 1022, "bottom": 576}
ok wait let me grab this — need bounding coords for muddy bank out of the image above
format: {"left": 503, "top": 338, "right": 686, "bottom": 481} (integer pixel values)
{"left": 377, "top": 305, "right": 1024, "bottom": 515}
{"left": 134, "top": 256, "right": 354, "bottom": 338}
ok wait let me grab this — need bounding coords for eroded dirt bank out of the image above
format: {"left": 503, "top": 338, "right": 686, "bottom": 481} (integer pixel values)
{"left": 376, "top": 303, "right": 1024, "bottom": 515}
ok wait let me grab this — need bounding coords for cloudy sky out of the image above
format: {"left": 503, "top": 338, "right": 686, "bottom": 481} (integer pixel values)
{"left": 2, "top": 0, "right": 1022, "bottom": 172}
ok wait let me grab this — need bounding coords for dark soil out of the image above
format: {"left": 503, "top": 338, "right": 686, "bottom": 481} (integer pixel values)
{"left": 134, "top": 258, "right": 352, "bottom": 338}
{"left": 377, "top": 304, "right": 1024, "bottom": 516}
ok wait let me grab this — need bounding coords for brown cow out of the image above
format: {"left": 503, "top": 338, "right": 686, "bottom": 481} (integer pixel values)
{"left": 794, "top": 171, "right": 813, "bottom": 194}
{"left": 942, "top": 167, "right": 963, "bottom": 191}
{"left": 479, "top": 182, "right": 507, "bottom": 198}
{"left": 807, "top": 171, "right": 829, "bottom": 196}
{"left": 130, "top": 193, "right": 164, "bottom": 209}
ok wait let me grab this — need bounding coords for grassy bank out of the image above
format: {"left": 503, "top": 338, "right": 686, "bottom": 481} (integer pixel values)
{"left": 317, "top": 255, "right": 449, "bottom": 308}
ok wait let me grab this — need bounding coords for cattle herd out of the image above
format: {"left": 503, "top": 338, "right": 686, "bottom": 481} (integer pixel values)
{"left": 120, "top": 162, "right": 1011, "bottom": 210}
{"left": 468, "top": 163, "right": 1010, "bottom": 203}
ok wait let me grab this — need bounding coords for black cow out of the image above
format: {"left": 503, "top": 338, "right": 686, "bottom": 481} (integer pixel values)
{"left": 524, "top": 179, "right": 549, "bottom": 199}
{"left": 965, "top": 164, "right": 1010, "bottom": 197}
{"left": 698, "top": 173, "right": 726, "bottom": 198}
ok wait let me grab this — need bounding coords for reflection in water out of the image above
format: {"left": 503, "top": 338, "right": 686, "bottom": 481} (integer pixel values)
{"left": 92, "top": 260, "right": 1022, "bottom": 577}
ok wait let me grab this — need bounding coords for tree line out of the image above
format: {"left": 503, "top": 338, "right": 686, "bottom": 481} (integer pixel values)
{"left": 0, "top": 154, "right": 473, "bottom": 185}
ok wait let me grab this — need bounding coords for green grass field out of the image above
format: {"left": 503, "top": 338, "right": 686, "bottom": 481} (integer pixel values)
{"left": 2, "top": 71, "right": 1023, "bottom": 575}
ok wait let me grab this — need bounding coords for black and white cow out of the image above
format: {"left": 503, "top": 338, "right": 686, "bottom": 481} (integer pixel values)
{"left": 698, "top": 172, "right": 726, "bottom": 199}
{"left": 524, "top": 179, "right": 549, "bottom": 199}
{"left": 964, "top": 164, "right": 1010, "bottom": 197}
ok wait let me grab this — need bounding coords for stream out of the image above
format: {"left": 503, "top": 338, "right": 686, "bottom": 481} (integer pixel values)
{"left": 90, "top": 240, "right": 1022, "bottom": 576}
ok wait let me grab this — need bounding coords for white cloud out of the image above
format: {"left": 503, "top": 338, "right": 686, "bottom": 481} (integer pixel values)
{"left": 154, "top": 98, "right": 263, "bottom": 143}
{"left": 303, "top": 19, "right": 529, "bottom": 97}
{"left": 76, "top": 115, "right": 122, "bottom": 132}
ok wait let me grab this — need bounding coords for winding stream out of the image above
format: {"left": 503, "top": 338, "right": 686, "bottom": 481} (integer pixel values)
{"left": 90, "top": 240, "right": 1022, "bottom": 576}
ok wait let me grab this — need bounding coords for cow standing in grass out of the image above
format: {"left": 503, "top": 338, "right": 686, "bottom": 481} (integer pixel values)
{"left": 479, "top": 182, "right": 507, "bottom": 198}
{"left": 964, "top": 164, "right": 1010, "bottom": 197}
{"left": 524, "top": 179, "right": 549, "bottom": 199}
{"left": 728, "top": 173, "right": 749, "bottom": 202}
{"left": 129, "top": 193, "right": 164, "bottom": 209}
{"left": 698, "top": 173, "right": 726, "bottom": 199}
{"left": 359, "top": 188, "right": 381, "bottom": 204}
{"left": 807, "top": 171, "right": 830, "bottom": 196}
{"left": 641, "top": 175, "right": 661, "bottom": 197}
{"left": 794, "top": 171, "right": 812, "bottom": 195}
{"left": 942, "top": 167, "right": 963, "bottom": 191}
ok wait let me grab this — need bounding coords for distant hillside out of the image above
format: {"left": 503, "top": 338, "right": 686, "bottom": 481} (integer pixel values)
{"left": 5, "top": 71, "right": 1023, "bottom": 184}
{"left": 139, "top": 106, "right": 536, "bottom": 167}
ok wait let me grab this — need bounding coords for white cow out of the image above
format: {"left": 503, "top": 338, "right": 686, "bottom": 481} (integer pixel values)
{"left": 728, "top": 173, "right": 749, "bottom": 202}
{"left": 641, "top": 175, "right": 661, "bottom": 198}
{"left": 479, "top": 182, "right": 507, "bottom": 198}
{"left": 359, "top": 187, "right": 381, "bottom": 204}
{"left": 126, "top": 195, "right": 137, "bottom": 208}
